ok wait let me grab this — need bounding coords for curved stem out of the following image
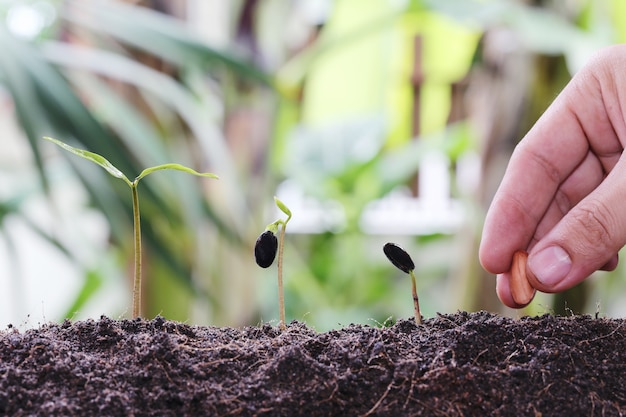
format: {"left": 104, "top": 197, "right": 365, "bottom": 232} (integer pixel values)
{"left": 409, "top": 270, "right": 421, "bottom": 324}
{"left": 277, "top": 223, "right": 286, "bottom": 330}
{"left": 131, "top": 183, "right": 142, "bottom": 318}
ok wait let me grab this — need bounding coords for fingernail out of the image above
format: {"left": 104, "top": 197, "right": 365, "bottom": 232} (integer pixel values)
{"left": 528, "top": 246, "right": 572, "bottom": 287}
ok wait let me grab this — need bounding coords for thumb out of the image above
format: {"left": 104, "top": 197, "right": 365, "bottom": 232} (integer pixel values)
{"left": 527, "top": 160, "right": 626, "bottom": 293}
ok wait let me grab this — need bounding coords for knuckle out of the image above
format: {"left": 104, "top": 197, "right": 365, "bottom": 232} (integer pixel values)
{"left": 568, "top": 199, "right": 617, "bottom": 255}
{"left": 524, "top": 144, "right": 563, "bottom": 186}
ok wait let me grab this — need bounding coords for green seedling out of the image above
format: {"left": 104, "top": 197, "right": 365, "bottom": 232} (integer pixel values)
{"left": 254, "top": 196, "right": 292, "bottom": 330}
{"left": 383, "top": 242, "right": 422, "bottom": 324}
{"left": 43, "top": 136, "right": 218, "bottom": 318}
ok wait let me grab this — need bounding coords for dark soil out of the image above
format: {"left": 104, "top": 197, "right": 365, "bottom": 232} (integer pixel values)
{"left": 1, "top": 311, "right": 626, "bottom": 416}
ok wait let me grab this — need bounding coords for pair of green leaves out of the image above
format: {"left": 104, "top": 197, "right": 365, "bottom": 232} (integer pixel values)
{"left": 44, "top": 137, "right": 218, "bottom": 186}
{"left": 44, "top": 136, "right": 218, "bottom": 318}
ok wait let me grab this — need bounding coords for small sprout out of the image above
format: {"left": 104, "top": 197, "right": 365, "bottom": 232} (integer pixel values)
{"left": 254, "top": 230, "right": 278, "bottom": 268}
{"left": 383, "top": 242, "right": 422, "bottom": 325}
{"left": 255, "top": 196, "right": 292, "bottom": 329}
{"left": 43, "top": 136, "right": 218, "bottom": 319}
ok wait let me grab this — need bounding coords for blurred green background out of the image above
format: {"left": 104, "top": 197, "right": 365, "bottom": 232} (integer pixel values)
{"left": 1, "top": 0, "right": 626, "bottom": 331}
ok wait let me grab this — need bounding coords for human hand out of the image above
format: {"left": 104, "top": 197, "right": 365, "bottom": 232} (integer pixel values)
{"left": 479, "top": 45, "right": 626, "bottom": 308}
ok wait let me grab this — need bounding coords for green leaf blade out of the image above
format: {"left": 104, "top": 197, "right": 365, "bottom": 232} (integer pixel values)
{"left": 43, "top": 136, "right": 131, "bottom": 186}
{"left": 136, "top": 163, "right": 219, "bottom": 182}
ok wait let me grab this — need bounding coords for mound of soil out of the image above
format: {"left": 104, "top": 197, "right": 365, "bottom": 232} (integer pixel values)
{"left": 1, "top": 311, "right": 625, "bottom": 416}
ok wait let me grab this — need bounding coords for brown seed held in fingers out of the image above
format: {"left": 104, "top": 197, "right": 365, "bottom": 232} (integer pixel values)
{"left": 510, "top": 250, "right": 536, "bottom": 306}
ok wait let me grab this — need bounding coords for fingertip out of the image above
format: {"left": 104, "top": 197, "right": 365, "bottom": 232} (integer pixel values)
{"left": 478, "top": 222, "right": 494, "bottom": 272}
{"left": 478, "top": 241, "right": 493, "bottom": 274}
{"left": 480, "top": 191, "right": 536, "bottom": 274}
{"left": 479, "top": 221, "right": 510, "bottom": 274}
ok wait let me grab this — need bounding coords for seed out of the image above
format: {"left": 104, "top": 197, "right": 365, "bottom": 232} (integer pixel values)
{"left": 254, "top": 230, "right": 278, "bottom": 268}
{"left": 383, "top": 243, "right": 415, "bottom": 273}
{"left": 510, "top": 250, "right": 536, "bottom": 306}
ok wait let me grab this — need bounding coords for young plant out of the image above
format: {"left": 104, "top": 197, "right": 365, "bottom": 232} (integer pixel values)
{"left": 43, "top": 136, "right": 218, "bottom": 318}
{"left": 254, "top": 197, "right": 292, "bottom": 329}
{"left": 383, "top": 242, "right": 422, "bottom": 325}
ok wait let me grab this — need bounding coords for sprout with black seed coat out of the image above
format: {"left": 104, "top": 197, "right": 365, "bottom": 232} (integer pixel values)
{"left": 383, "top": 242, "right": 422, "bottom": 325}
{"left": 254, "top": 197, "right": 292, "bottom": 329}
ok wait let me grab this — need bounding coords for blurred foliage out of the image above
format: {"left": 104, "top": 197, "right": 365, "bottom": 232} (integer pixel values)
{"left": 1, "top": 0, "right": 626, "bottom": 330}
{"left": 0, "top": 0, "right": 265, "bottom": 325}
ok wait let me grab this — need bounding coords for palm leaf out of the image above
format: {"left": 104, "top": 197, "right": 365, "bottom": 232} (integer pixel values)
{"left": 61, "top": 0, "right": 273, "bottom": 86}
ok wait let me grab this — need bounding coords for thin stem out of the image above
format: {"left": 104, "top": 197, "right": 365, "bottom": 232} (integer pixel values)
{"left": 277, "top": 222, "right": 286, "bottom": 330}
{"left": 409, "top": 270, "right": 421, "bottom": 324}
{"left": 131, "top": 182, "right": 142, "bottom": 318}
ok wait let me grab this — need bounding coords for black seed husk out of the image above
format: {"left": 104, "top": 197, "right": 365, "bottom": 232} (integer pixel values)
{"left": 383, "top": 242, "right": 415, "bottom": 273}
{"left": 255, "top": 230, "right": 278, "bottom": 268}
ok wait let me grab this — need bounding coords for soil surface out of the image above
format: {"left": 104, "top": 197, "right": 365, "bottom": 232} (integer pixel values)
{"left": 1, "top": 311, "right": 625, "bottom": 416}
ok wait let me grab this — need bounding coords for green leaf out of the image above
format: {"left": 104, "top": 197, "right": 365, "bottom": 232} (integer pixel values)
{"left": 274, "top": 196, "right": 292, "bottom": 221}
{"left": 136, "top": 163, "right": 219, "bottom": 182}
{"left": 43, "top": 136, "right": 132, "bottom": 186}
